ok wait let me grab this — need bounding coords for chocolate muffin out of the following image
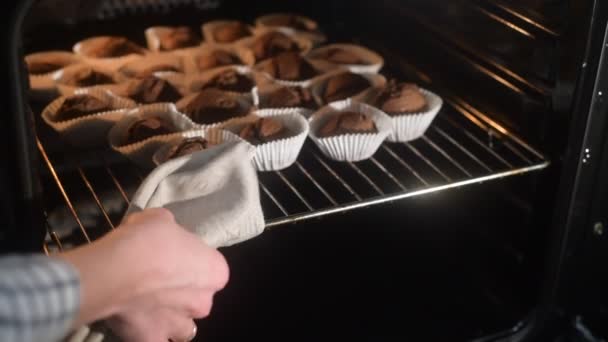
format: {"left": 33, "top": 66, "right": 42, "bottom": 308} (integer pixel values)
{"left": 80, "top": 37, "right": 145, "bottom": 58}
{"left": 27, "top": 57, "right": 72, "bottom": 75}
{"left": 317, "top": 47, "right": 366, "bottom": 65}
{"left": 180, "top": 88, "right": 251, "bottom": 125}
{"left": 262, "top": 15, "right": 317, "bottom": 32}
{"left": 323, "top": 73, "right": 371, "bottom": 103}
{"left": 201, "top": 70, "right": 254, "bottom": 93}
{"left": 165, "top": 137, "right": 209, "bottom": 160}
{"left": 55, "top": 94, "right": 112, "bottom": 121}
{"left": 61, "top": 67, "right": 114, "bottom": 87}
{"left": 125, "top": 76, "right": 182, "bottom": 104}
{"left": 260, "top": 85, "right": 316, "bottom": 109}
{"left": 195, "top": 51, "right": 242, "bottom": 72}
{"left": 239, "top": 117, "right": 288, "bottom": 145}
{"left": 252, "top": 31, "right": 300, "bottom": 62}
{"left": 213, "top": 22, "right": 252, "bottom": 43}
{"left": 375, "top": 81, "right": 427, "bottom": 114}
{"left": 255, "top": 52, "right": 318, "bottom": 81}
{"left": 124, "top": 116, "right": 178, "bottom": 145}
{"left": 158, "top": 27, "right": 201, "bottom": 51}
{"left": 120, "top": 64, "right": 181, "bottom": 79}
{"left": 319, "top": 111, "right": 376, "bottom": 137}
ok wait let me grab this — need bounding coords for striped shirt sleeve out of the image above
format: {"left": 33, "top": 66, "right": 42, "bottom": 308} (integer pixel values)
{"left": 0, "top": 254, "right": 80, "bottom": 342}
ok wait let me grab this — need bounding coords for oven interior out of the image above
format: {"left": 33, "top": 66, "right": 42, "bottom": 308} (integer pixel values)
{"left": 20, "top": 0, "right": 583, "bottom": 340}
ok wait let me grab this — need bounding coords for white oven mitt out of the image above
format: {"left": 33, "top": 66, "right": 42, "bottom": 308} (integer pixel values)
{"left": 125, "top": 141, "right": 265, "bottom": 248}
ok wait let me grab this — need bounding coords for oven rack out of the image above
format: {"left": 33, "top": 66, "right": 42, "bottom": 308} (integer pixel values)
{"left": 39, "top": 93, "right": 548, "bottom": 252}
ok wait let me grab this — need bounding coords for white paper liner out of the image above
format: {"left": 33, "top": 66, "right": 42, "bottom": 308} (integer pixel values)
{"left": 73, "top": 36, "right": 148, "bottom": 71}
{"left": 310, "top": 71, "right": 387, "bottom": 107}
{"left": 53, "top": 63, "right": 120, "bottom": 96}
{"left": 26, "top": 51, "right": 82, "bottom": 99}
{"left": 152, "top": 128, "right": 242, "bottom": 166}
{"left": 236, "top": 30, "right": 314, "bottom": 62}
{"left": 307, "top": 43, "right": 384, "bottom": 74}
{"left": 184, "top": 65, "right": 263, "bottom": 96}
{"left": 115, "top": 53, "right": 186, "bottom": 82}
{"left": 202, "top": 20, "right": 255, "bottom": 44}
{"left": 176, "top": 90, "right": 254, "bottom": 129}
{"left": 222, "top": 109, "right": 310, "bottom": 171}
{"left": 108, "top": 103, "right": 197, "bottom": 168}
{"left": 181, "top": 43, "right": 256, "bottom": 74}
{"left": 144, "top": 26, "right": 204, "bottom": 52}
{"left": 252, "top": 84, "right": 316, "bottom": 115}
{"left": 253, "top": 13, "right": 326, "bottom": 45}
{"left": 41, "top": 88, "right": 137, "bottom": 147}
{"left": 308, "top": 99, "right": 392, "bottom": 162}
{"left": 253, "top": 57, "right": 336, "bottom": 88}
{"left": 385, "top": 89, "right": 444, "bottom": 142}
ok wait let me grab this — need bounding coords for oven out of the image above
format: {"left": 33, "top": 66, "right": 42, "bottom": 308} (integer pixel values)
{"left": 3, "top": 0, "right": 608, "bottom": 341}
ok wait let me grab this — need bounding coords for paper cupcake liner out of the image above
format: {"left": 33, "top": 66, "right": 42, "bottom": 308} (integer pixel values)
{"left": 253, "top": 58, "right": 336, "bottom": 88}
{"left": 310, "top": 71, "right": 387, "bottom": 107}
{"left": 73, "top": 36, "right": 148, "bottom": 71}
{"left": 308, "top": 99, "right": 392, "bottom": 162}
{"left": 202, "top": 20, "right": 256, "bottom": 45}
{"left": 181, "top": 43, "right": 256, "bottom": 74}
{"left": 144, "top": 26, "right": 204, "bottom": 52}
{"left": 152, "top": 128, "right": 242, "bottom": 166}
{"left": 236, "top": 30, "right": 314, "bottom": 62}
{"left": 307, "top": 43, "right": 384, "bottom": 74}
{"left": 108, "top": 103, "right": 197, "bottom": 168}
{"left": 222, "top": 109, "right": 310, "bottom": 171}
{"left": 252, "top": 85, "right": 316, "bottom": 115}
{"left": 26, "top": 51, "right": 82, "bottom": 99}
{"left": 386, "top": 89, "right": 444, "bottom": 142}
{"left": 41, "top": 88, "right": 137, "bottom": 147}
{"left": 115, "top": 53, "right": 186, "bottom": 82}
{"left": 176, "top": 90, "right": 254, "bottom": 129}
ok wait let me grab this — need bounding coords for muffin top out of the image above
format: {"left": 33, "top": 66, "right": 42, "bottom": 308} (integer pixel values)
{"left": 55, "top": 94, "right": 112, "bottom": 121}
{"left": 239, "top": 117, "right": 288, "bottom": 145}
{"left": 319, "top": 111, "right": 376, "bottom": 137}
{"left": 375, "top": 81, "right": 427, "bottom": 115}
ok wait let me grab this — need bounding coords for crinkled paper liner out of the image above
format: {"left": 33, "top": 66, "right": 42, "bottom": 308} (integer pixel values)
{"left": 386, "top": 89, "right": 444, "bottom": 142}
{"left": 181, "top": 43, "right": 256, "bottom": 74}
{"left": 114, "top": 53, "right": 186, "bottom": 82}
{"left": 310, "top": 71, "right": 387, "bottom": 107}
{"left": 253, "top": 58, "right": 336, "bottom": 88}
{"left": 253, "top": 15, "right": 326, "bottom": 45}
{"left": 41, "top": 88, "right": 137, "bottom": 147}
{"left": 26, "top": 51, "right": 82, "bottom": 100}
{"left": 176, "top": 90, "right": 254, "bottom": 129}
{"left": 307, "top": 43, "right": 384, "bottom": 74}
{"left": 53, "top": 63, "right": 121, "bottom": 96}
{"left": 108, "top": 103, "right": 197, "bottom": 168}
{"left": 144, "top": 26, "right": 204, "bottom": 52}
{"left": 201, "top": 20, "right": 256, "bottom": 45}
{"left": 73, "top": 36, "right": 147, "bottom": 71}
{"left": 308, "top": 99, "right": 392, "bottom": 162}
{"left": 252, "top": 85, "right": 316, "bottom": 117}
{"left": 152, "top": 128, "right": 242, "bottom": 166}
{"left": 222, "top": 109, "right": 310, "bottom": 171}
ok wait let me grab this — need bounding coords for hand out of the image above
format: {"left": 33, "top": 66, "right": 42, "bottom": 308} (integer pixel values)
{"left": 55, "top": 208, "right": 229, "bottom": 342}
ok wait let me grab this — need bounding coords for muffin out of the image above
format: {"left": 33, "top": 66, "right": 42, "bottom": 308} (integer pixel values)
{"left": 165, "top": 137, "right": 209, "bottom": 160}
{"left": 123, "top": 76, "right": 182, "bottom": 104}
{"left": 119, "top": 63, "right": 181, "bottom": 79}
{"left": 322, "top": 73, "right": 372, "bottom": 103}
{"left": 255, "top": 52, "right": 318, "bottom": 81}
{"left": 252, "top": 31, "right": 301, "bottom": 61}
{"left": 239, "top": 117, "right": 289, "bottom": 145}
{"left": 77, "top": 36, "right": 146, "bottom": 58}
{"left": 123, "top": 115, "right": 178, "bottom": 145}
{"left": 258, "top": 85, "right": 316, "bottom": 109}
{"left": 54, "top": 94, "right": 113, "bottom": 121}
{"left": 318, "top": 111, "right": 377, "bottom": 137}
{"left": 27, "top": 55, "right": 74, "bottom": 75}
{"left": 374, "top": 80, "right": 428, "bottom": 114}
{"left": 59, "top": 67, "right": 114, "bottom": 87}
{"left": 157, "top": 27, "right": 201, "bottom": 51}
{"left": 316, "top": 47, "right": 367, "bottom": 65}
{"left": 195, "top": 50, "right": 243, "bottom": 72}
{"left": 260, "top": 14, "right": 318, "bottom": 32}
{"left": 213, "top": 22, "right": 252, "bottom": 43}
{"left": 200, "top": 70, "right": 255, "bottom": 93}
{"left": 179, "top": 88, "right": 251, "bottom": 125}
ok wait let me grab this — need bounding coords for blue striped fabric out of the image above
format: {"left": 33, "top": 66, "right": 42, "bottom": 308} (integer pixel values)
{"left": 0, "top": 255, "right": 80, "bottom": 342}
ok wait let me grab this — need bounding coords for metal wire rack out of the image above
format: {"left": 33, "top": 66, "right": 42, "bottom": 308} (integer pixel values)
{"left": 39, "top": 90, "right": 548, "bottom": 252}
